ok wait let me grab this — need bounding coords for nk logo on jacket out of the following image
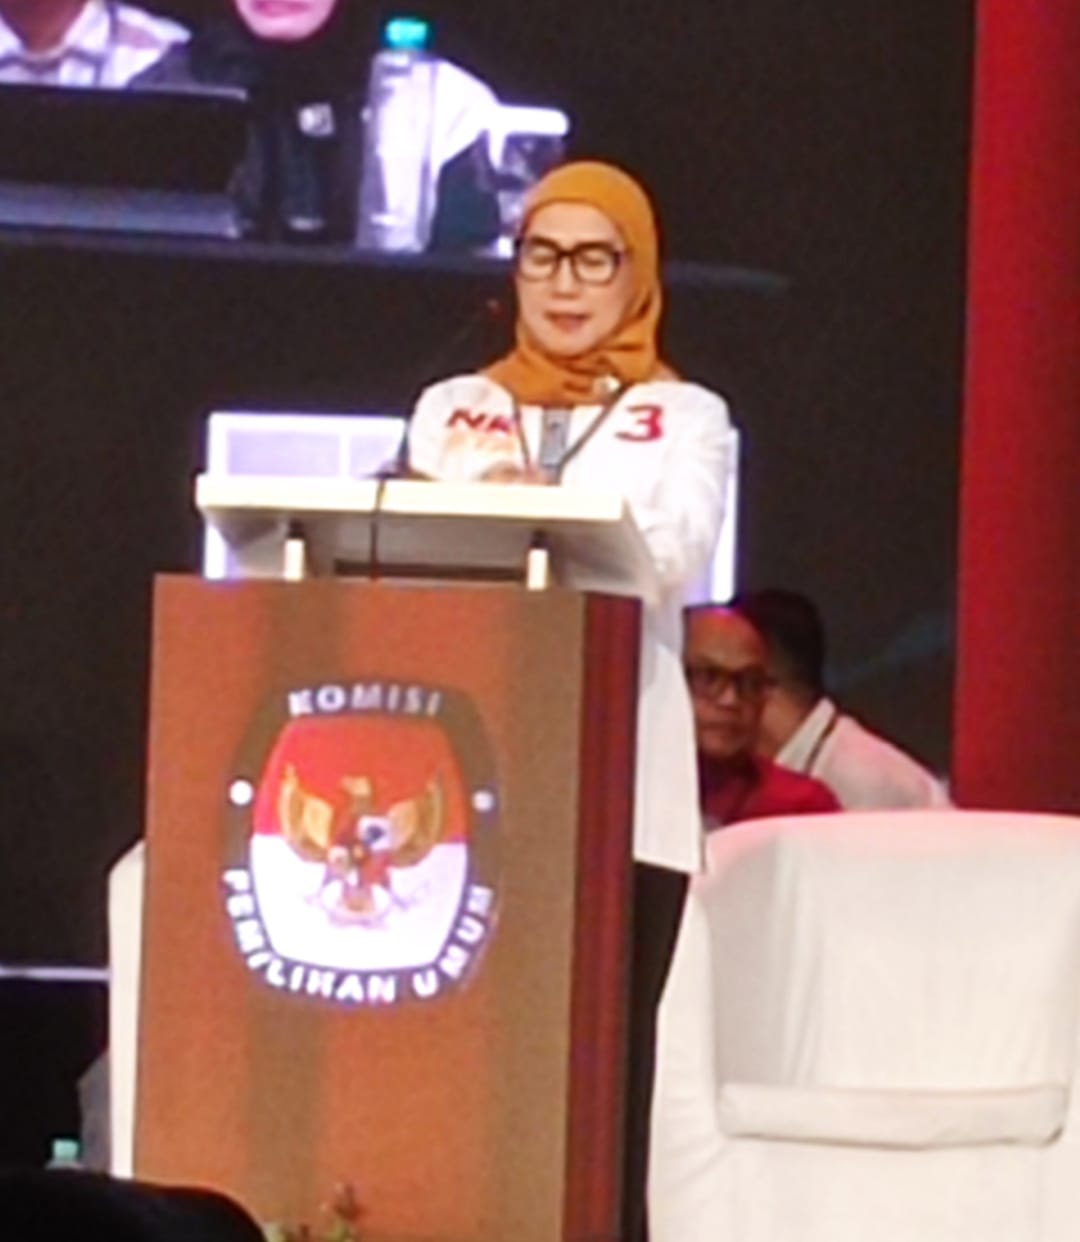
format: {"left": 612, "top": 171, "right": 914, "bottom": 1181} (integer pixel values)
{"left": 445, "top": 403, "right": 666, "bottom": 443}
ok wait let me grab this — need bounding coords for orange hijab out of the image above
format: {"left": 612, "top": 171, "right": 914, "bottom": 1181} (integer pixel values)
{"left": 484, "top": 161, "right": 677, "bottom": 406}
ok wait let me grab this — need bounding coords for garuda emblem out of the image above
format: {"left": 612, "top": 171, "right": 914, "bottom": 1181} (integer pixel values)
{"left": 278, "top": 765, "right": 446, "bottom": 926}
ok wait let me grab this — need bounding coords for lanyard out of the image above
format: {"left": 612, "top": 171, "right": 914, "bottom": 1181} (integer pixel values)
{"left": 511, "top": 384, "right": 628, "bottom": 483}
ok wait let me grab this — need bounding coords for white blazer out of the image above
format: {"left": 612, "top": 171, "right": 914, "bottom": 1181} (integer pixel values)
{"left": 408, "top": 374, "right": 736, "bottom": 873}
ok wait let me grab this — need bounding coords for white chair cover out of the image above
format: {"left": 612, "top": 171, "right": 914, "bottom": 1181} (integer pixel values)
{"left": 650, "top": 810, "right": 1080, "bottom": 1242}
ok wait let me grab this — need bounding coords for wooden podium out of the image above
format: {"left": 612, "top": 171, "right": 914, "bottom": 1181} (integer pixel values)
{"left": 132, "top": 480, "right": 654, "bottom": 1242}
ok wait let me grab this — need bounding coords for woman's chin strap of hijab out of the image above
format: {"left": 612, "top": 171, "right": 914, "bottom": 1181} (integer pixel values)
{"left": 484, "top": 161, "right": 677, "bottom": 407}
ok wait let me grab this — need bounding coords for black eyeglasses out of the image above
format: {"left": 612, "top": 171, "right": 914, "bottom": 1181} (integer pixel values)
{"left": 514, "top": 236, "right": 628, "bottom": 286}
{"left": 684, "top": 660, "right": 772, "bottom": 702}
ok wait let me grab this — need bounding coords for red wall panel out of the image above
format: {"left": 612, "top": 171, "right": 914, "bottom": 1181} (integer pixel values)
{"left": 955, "top": 0, "right": 1080, "bottom": 808}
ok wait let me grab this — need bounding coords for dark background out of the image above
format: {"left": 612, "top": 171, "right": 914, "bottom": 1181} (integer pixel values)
{"left": 0, "top": 0, "right": 972, "bottom": 1161}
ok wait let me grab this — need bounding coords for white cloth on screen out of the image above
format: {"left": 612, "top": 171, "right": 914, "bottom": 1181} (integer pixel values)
{"left": 0, "top": 0, "right": 187, "bottom": 88}
{"left": 373, "top": 57, "right": 499, "bottom": 248}
{"left": 428, "top": 59, "right": 500, "bottom": 171}
{"left": 650, "top": 809, "right": 1080, "bottom": 1242}
{"left": 778, "top": 695, "right": 953, "bottom": 809}
{"left": 408, "top": 373, "right": 736, "bottom": 873}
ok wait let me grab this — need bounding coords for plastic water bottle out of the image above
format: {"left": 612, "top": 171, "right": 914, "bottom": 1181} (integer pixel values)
{"left": 45, "top": 1137, "right": 83, "bottom": 1170}
{"left": 356, "top": 16, "right": 437, "bottom": 253}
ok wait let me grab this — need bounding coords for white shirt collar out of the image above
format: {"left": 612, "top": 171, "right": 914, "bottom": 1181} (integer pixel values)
{"left": 775, "top": 696, "right": 840, "bottom": 774}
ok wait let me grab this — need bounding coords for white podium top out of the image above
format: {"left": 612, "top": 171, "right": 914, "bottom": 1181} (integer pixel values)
{"left": 195, "top": 475, "right": 660, "bottom": 603}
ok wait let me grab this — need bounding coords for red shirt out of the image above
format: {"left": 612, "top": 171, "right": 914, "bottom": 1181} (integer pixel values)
{"left": 699, "top": 752, "right": 840, "bottom": 830}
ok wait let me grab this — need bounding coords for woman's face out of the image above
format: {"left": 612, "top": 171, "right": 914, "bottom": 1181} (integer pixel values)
{"left": 515, "top": 202, "right": 636, "bottom": 360}
{"left": 231, "top": 0, "right": 339, "bottom": 43}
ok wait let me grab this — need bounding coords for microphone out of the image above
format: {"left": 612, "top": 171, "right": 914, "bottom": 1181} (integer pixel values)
{"left": 413, "top": 295, "right": 505, "bottom": 392}
{"left": 368, "top": 295, "right": 506, "bottom": 579}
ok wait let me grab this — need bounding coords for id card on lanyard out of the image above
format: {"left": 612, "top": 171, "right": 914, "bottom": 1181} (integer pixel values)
{"left": 513, "top": 385, "right": 628, "bottom": 483}
{"left": 537, "top": 408, "right": 574, "bottom": 475}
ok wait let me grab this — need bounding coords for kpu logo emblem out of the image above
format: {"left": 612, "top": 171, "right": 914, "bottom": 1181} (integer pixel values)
{"left": 222, "top": 680, "right": 499, "bottom": 1008}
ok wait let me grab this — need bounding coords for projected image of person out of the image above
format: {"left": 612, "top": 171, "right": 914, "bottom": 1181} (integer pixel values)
{"left": 134, "top": 0, "right": 366, "bottom": 241}
{"left": 407, "top": 160, "right": 737, "bottom": 1242}
{"left": 230, "top": 0, "right": 337, "bottom": 43}
{"left": 0, "top": 0, "right": 187, "bottom": 87}
{"left": 136, "top": 0, "right": 508, "bottom": 248}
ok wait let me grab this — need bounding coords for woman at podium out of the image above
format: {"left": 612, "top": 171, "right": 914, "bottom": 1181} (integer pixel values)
{"left": 407, "top": 160, "right": 734, "bottom": 1237}
{"left": 407, "top": 160, "right": 735, "bottom": 1241}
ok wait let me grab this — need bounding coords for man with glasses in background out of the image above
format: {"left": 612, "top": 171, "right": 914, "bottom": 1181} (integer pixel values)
{"left": 684, "top": 604, "right": 840, "bottom": 829}
{"left": 731, "top": 588, "right": 953, "bottom": 809}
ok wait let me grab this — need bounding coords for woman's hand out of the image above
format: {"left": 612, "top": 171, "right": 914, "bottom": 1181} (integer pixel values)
{"left": 480, "top": 463, "right": 552, "bottom": 485}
